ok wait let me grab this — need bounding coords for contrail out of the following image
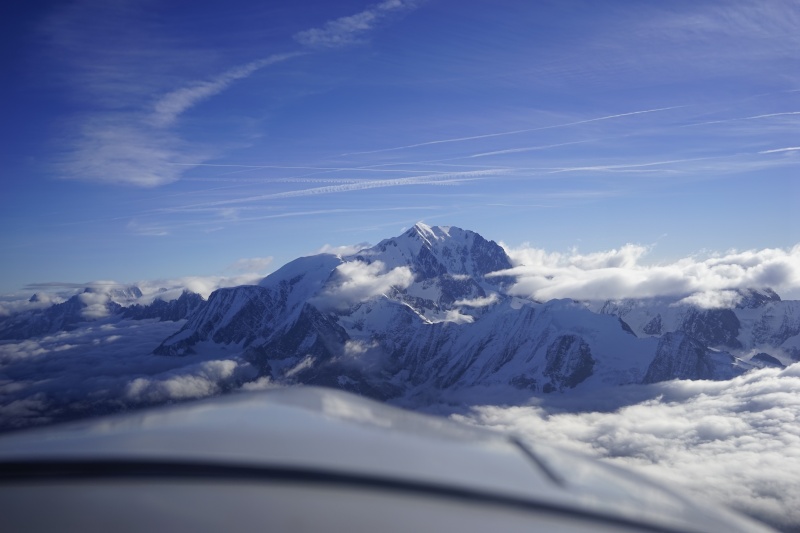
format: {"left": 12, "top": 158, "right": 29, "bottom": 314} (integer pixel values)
{"left": 340, "top": 106, "right": 687, "bottom": 156}
{"left": 759, "top": 146, "right": 800, "bottom": 154}
{"left": 169, "top": 163, "right": 452, "bottom": 174}
{"left": 682, "top": 111, "right": 800, "bottom": 128}
{"left": 468, "top": 139, "right": 597, "bottom": 158}
{"left": 208, "top": 205, "right": 444, "bottom": 224}
{"left": 163, "top": 169, "right": 507, "bottom": 211}
{"left": 546, "top": 156, "right": 723, "bottom": 174}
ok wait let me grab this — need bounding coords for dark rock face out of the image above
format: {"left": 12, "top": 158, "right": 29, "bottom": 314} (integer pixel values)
{"left": 412, "top": 243, "right": 449, "bottom": 280}
{"left": 510, "top": 374, "right": 539, "bottom": 390}
{"left": 437, "top": 276, "right": 486, "bottom": 307}
{"left": 643, "top": 332, "right": 717, "bottom": 383}
{"left": 257, "top": 304, "right": 349, "bottom": 363}
{"left": 679, "top": 308, "right": 742, "bottom": 349}
{"left": 735, "top": 288, "right": 781, "bottom": 309}
{"left": 121, "top": 291, "right": 203, "bottom": 322}
{"left": 543, "top": 335, "right": 595, "bottom": 392}
{"left": 208, "top": 292, "right": 277, "bottom": 346}
{"left": 751, "top": 353, "right": 784, "bottom": 368}
{"left": 598, "top": 299, "right": 635, "bottom": 317}
{"left": 643, "top": 314, "right": 663, "bottom": 335}
{"left": 154, "top": 286, "right": 280, "bottom": 355}
{"left": 771, "top": 316, "right": 800, "bottom": 347}
{"left": 466, "top": 231, "right": 514, "bottom": 277}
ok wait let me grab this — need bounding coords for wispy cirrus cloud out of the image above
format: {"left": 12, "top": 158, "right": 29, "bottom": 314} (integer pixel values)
{"left": 126, "top": 218, "right": 170, "bottom": 236}
{"left": 61, "top": 118, "right": 194, "bottom": 187}
{"left": 541, "top": 1, "right": 800, "bottom": 90}
{"left": 58, "top": 50, "right": 300, "bottom": 187}
{"left": 48, "top": 1, "right": 421, "bottom": 187}
{"left": 650, "top": 0, "right": 800, "bottom": 54}
{"left": 226, "top": 256, "right": 274, "bottom": 274}
{"left": 294, "top": 0, "right": 419, "bottom": 48}
{"left": 149, "top": 52, "right": 302, "bottom": 128}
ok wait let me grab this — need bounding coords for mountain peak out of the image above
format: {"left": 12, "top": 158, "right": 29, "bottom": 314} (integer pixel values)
{"left": 355, "top": 224, "right": 512, "bottom": 280}
{"left": 735, "top": 288, "right": 781, "bottom": 309}
{"left": 409, "top": 222, "right": 456, "bottom": 243}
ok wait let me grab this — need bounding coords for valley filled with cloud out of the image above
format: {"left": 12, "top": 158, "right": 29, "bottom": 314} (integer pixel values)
{"left": 450, "top": 366, "right": 800, "bottom": 532}
{"left": 0, "top": 319, "right": 256, "bottom": 429}
{"left": 1, "top": 306, "right": 798, "bottom": 531}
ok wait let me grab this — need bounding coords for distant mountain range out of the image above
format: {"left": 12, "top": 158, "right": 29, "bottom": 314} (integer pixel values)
{"left": 0, "top": 288, "right": 202, "bottom": 340}
{"left": 3, "top": 223, "right": 798, "bottom": 402}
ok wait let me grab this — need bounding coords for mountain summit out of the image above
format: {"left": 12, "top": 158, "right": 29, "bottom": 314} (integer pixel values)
{"left": 1, "top": 224, "right": 798, "bottom": 431}
{"left": 150, "top": 224, "right": 797, "bottom": 401}
{"left": 350, "top": 222, "right": 513, "bottom": 279}
{"left": 1, "top": 224, "right": 794, "bottom": 404}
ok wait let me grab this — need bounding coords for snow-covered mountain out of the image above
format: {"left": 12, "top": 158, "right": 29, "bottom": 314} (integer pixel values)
{"left": 0, "top": 286, "right": 199, "bottom": 340}
{"left": 2, "top": 223, "right": 794, "bottom": 403}
{"left": 596, "top": 288, "right": 800, "bottom": 365}
{"left": 152, "top": 223, "right": 788, "bottom": 400}
{"left": 121, "top": 290, "right": 204, "bottom": 321}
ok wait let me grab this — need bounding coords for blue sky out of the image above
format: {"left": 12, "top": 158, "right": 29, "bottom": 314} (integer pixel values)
{"left": 1, "top": 0, "right": 799, "bottom": 296}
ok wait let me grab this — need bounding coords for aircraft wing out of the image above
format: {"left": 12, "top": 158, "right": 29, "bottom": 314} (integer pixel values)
{"left": 0, "top": 387, "right": 776, "bottom": 532}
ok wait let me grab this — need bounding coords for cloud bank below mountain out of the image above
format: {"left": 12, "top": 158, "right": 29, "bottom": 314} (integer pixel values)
{"left": 452, "top": 365, "right": 800, "bottom": 532}
{"left": 3, "top": 311, "right": 795, "bottom": 530}
{"left": 496, "top": 243, "right": 800, "bottom": 305}
{"left": 0, "top": 319, "right": 256, "bottom": 430}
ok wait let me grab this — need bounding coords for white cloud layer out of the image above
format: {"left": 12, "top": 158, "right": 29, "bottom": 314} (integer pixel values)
{"left": 77, "top": 291, "right": 114, "bottom": 319}
{"left": 133, "top": 273, "right": 265, "bottom": 303}
{"left": 453, "top": 293, "right": 499, "bottom": 308}
{"left": 0, "top": 293, "right": 65, "bottom": 318}
{"left": 124, "top": 359, "right": 252, "bottom": 403}
{"left": 432, "top": 309, "right": 474, "bottom": 324}
{"left": 2, "top": 273, "right": 266, "bottom": 310}
{"left": 452, "top": 365, "right": 800, "bottom": 532}
{"left": 676, "top": 290, "right": 744, "bottom": 309}
{"left": 0, "top": 319, "right": 256, "bottom": 431}
{"left": 317, "top": 242, "right": 372, "bottom": 256}
{"left": 495, "top": 243, "right": 800, "bottom": 305}
{"left": 315, "top": 260, "right": 414, "bottom": 310}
